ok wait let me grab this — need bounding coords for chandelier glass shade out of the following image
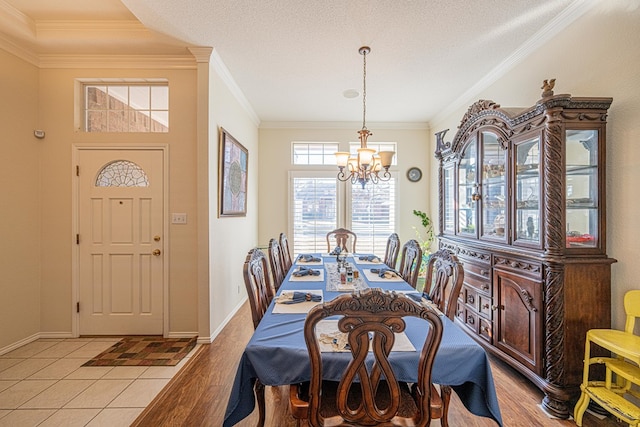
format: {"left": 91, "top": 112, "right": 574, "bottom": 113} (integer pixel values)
{"left": 336, "top": 46, "right": 395, "bottom": 188}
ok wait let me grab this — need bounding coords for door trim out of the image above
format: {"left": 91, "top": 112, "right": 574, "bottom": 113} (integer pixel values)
{"left": 71, "top": 143, "right": 170, "bottom": 337}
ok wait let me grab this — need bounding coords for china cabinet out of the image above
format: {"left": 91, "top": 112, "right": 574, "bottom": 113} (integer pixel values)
{"left": 434, "top": 82, "right": 615, "bottom": 419}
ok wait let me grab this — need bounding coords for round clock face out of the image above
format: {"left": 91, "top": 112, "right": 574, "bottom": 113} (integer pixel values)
{"left": 407, "top": 167, "right": 422, "bottom": 182}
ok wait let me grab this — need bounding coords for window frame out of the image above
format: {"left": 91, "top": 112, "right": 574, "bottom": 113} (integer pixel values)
{"left": 77, "top": 80, "right": 169, "bottom": 133}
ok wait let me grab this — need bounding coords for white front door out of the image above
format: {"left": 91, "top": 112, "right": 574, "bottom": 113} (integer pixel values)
{"left": 77, "top": 148, "right": 165, "bottom": 335}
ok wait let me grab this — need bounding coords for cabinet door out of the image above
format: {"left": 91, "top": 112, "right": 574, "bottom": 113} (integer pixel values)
{"left": 514, "top": 137, "right": 541, "bottom": 247}
{"left": 457, "top": 138, "right": 477, "bottom": 236}
{"left": 565, "top": 129, "right": 600, "bottom": 250}
{"left": 480, "top": 132, "right": 507, "bottom": 241}
{"left": 494, "top": 268, "right": 542, "bottom": 375}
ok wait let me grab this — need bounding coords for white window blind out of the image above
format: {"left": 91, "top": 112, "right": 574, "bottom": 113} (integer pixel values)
{"left": 349, "top": 179, "right": 396, "bottom": 256}
{"left": 290, "top": 175, "right": 339, "bottom": 255}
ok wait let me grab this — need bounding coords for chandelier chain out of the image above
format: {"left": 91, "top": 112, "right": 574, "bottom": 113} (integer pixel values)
{"left": 362, "top": 49, "right": 367, "bottom": 130}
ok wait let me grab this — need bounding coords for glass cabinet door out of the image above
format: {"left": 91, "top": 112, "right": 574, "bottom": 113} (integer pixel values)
{"left": 515, "top": 137, "right": 541, "bottom": 245}
{"left": 443, "top": 165, "right": 455, "bottom": 233}
{"left": 565, "top": 129, "right": 598, "bottom": 248}
{"left": 458, "top": 139, "right": 477, "bottom": 236}
{"left": 481, "top": 132, "right": 506, "bottom": 240}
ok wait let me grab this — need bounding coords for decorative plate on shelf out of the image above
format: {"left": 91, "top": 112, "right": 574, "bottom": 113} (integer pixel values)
{"left": 407, "top": 167, "right": 422, "bottom": 182}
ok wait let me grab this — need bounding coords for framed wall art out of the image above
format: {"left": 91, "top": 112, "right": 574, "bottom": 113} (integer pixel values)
{"left": 218, "top": 128, "right": 248, "bottom": 217}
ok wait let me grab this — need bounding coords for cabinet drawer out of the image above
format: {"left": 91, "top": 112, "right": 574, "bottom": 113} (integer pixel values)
{"left": 479, "top": 318, "right": 493, "bottom": 343}
{"left": 464, "top": 310, "right": 479, "bottom": 333}
{"left": 463, "top": 262, "right": 491, "bottom": 279}
{"left": 464, "top": 272, "right": 491, "bottom": 294}
{"left": 464, "top": 286, "right": 478, "bottom": 308}
{"left": 478, "top": 293, "right": 493, "bottom": 318}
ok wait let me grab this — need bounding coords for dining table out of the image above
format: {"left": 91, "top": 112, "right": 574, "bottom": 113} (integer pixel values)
{"left": 223, "top": 252, "right": 503, "bottom": 426}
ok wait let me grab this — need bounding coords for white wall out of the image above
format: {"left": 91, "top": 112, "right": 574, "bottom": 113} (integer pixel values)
{"left": 258, "top": 126, "right": 432, "bottom": 249}
{"left": 208, "top": 60, "right": 260, "bottom": 335}
{"left": 430, "top": 4, "right": 640, "bottom": 329}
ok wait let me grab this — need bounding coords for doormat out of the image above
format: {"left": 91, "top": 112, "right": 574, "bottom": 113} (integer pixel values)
{"left": 82, "top": 336, "right": 197, "bottom": 367}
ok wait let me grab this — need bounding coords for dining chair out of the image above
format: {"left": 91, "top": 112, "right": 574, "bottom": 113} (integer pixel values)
{"left": 268, "top": 238, "right": 286, "bottom": 292}
{"left": 422, "top": 248, "right": 464, "bottom": 427}
{"left": 424, "top": 249, "right": 464, "bottom": 321}
{"left": 279, "top": 232, "right": 293, "bottom": 272}
{"left": 383, "top": 232, "right": 401, "bottom": 269}
{"left": 289, "top": 288, "right": 444, "bottom": 427}
{"left": 398, "top": 239, "right": 423, "bottom": 289}
{"left": 242, "top": 247, "right": 275, "bottom": 427}
{"left": 574, "top": 290, "right": 640, "bottom": 426}
{"left": 326, "top": 228, "right": 357, "bottom": 253}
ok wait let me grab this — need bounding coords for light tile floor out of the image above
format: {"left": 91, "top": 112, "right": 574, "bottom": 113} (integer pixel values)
{"left": 0, "top": 337, "right": 199, "bottom": 427}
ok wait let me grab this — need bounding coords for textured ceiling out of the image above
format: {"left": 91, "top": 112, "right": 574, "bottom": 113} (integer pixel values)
{"left": 1, "top": 0, "right": 613, "bottom": 125}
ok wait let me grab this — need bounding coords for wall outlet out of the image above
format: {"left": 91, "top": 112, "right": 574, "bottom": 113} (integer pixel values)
{"left": 171, "top": 213, "right": 187, "bottom": 224}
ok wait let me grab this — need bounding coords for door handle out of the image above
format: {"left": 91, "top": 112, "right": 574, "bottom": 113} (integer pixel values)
{"left": 152, "top": 249, "right": 161, "bottom": 256}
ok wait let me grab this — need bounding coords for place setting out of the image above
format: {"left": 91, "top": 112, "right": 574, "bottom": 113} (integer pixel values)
{"left": 272, "top": 290, "right": 324, "bottom": 314}
{"left": 289, "top": 265, "right": 325, "bottom": 281}
{"left": 352, "top": 254, "right": 384, "bottom": 265}
{"left": 315, "top": 319, "right": 415, "bottom": 352}
{"left": 295, "top": 253, "right": 323, "bottom": 265}
{"left": 362, "top": 267, "right": 405, "bottom": 282}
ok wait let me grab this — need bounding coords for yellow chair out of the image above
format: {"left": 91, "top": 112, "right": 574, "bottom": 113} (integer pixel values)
{"left": 574, "top": 290, "right": 640, "bottom": 426}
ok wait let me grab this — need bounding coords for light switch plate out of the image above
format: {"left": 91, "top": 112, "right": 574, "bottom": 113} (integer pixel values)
{"left": 171, "top": 213, "right": 187, "bottom": 224}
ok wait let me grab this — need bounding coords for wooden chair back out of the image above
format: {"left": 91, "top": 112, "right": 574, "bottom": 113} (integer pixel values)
{"left": 424, "top": 249, "right": 464, "bottom": 320}
{"left": 383, "top": 232, "right": 401, "bottom": 269}
{"left": 242, "top": 248, "right": 274, "bottom": 330}
{"left": 268, "top": 238, "right": 286, "bottom": 291}
{"left": 279, "top": 232, "right": 293, "bottom": 272}
{"left": 398, "top": 239, "right": 423, "bottom": 289}
{"left": 302, "top": 288, "right": 443, "bottom": 427}
{"left": 326, "top": 228, "right": 357, "bottom": 253}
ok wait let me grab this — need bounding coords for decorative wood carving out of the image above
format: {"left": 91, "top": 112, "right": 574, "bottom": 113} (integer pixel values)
{"left": 435, "top": 82, "right": 614, "bottom": 419}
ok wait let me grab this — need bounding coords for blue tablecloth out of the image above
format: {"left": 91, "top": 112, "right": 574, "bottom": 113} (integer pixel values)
{"left": 224, "top": 254, "right": 503, "bottom": 426}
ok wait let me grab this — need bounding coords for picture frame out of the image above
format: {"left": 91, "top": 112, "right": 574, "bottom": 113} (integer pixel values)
{"left": 218, "top": 128, "right": 248, "bottom": 217}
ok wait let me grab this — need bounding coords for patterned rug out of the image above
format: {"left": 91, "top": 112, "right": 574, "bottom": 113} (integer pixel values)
{"left": 82, "top": 336, "right": 197, "bottom": 367}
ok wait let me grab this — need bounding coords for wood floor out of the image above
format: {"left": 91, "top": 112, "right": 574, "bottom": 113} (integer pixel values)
{"left": 133, "top": 302, "right": 619, "bottom": 426}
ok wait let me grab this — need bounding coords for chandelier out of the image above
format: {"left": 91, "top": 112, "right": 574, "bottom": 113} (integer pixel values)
{"left": 335, "top": 46, "right": 395, "bottom": 188}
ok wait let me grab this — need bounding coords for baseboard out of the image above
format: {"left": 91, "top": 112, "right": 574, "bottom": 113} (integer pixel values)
{"left": 0, "top": 331, "right": 73, "bottom": 356}
{"left": 200, "top": 296, "right": 247, "bottom": 344}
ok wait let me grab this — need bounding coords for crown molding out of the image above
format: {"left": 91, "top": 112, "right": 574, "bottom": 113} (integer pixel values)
{"left": 433, "top": 0, "right": 600, "bottom": 125}
{"left": 37, "top": 54, "right": 197, "bottom": 69}
{"left": 0, "top": 32, "right": 39, "bottom": 66}
{"left": 188, "top": 46, "right": 213, "bottom": 63}
{"left": 211, "top": 49, "right": 260, "bottom": 127}
{"left": 259, "top": 121, "right": 429, "bottom": 130}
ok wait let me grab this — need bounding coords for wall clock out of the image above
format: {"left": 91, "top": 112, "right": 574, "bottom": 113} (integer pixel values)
{"left": 406, "top": 167, "right": 422, "bottom": 182}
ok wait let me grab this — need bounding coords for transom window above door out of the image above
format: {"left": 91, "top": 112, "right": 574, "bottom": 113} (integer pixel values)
{"left": 80, "top": 81, "right": 169, "bottom": 133}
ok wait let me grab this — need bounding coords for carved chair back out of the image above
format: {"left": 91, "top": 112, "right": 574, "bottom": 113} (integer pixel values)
{"left": 279, "top": 232, "right": 293, "bottom": 272}
{"left": 326, "top": 228, "right": 357, "bottom": 253}
{"left": 383, "top": 232, "right": 401, "bottom": 269}
{"left": 424, "top": 249, "right": 465, "bottom": 321}
{"left": 242, "top": 248, "right": 274, "bottom": 330}
{"left": 398, "top": 239, "right": 423, "bottom": 289}
{"left": 302, "top": 288, "right": 443, "bottom": 426}
{"left": 268, "top": 238, "right": 286, "bottom": 291}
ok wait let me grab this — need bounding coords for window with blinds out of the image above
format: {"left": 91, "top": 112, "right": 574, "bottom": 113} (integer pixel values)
{"left": 290, "top": 173, "right": 396, "bottom": 258}
{"left": 290, "top": 175, "right": 339, "bottom": 255}
{"left": 349, "top": 179, "right": 396, "bottom": 255}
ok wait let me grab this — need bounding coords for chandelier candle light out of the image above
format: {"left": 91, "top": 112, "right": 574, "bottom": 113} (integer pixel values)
{"left": 335, "top": 46, "right": 395, "bottom": 188}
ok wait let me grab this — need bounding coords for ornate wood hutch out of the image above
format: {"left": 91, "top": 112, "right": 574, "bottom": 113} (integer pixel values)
{"left": 434, "top": 81, "right": 615, "bottom": 418}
